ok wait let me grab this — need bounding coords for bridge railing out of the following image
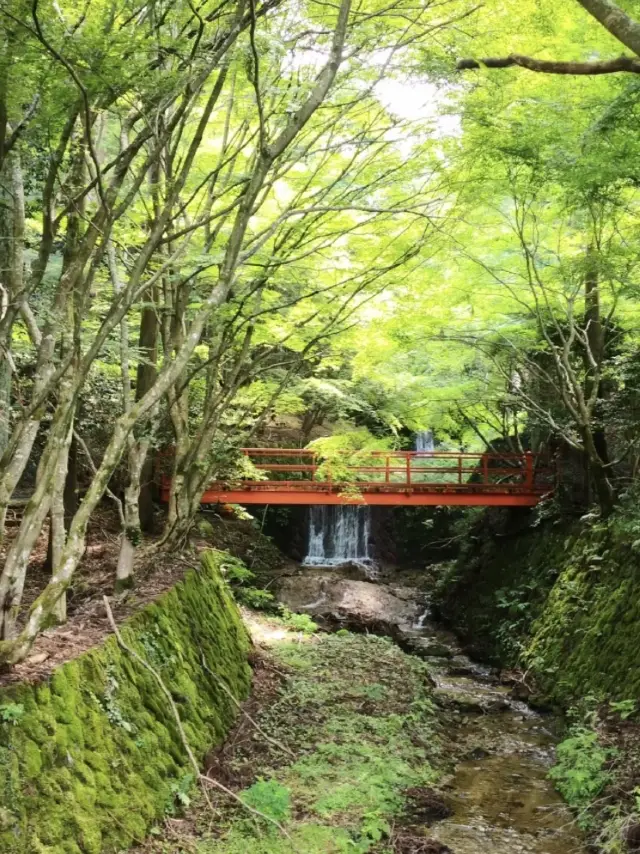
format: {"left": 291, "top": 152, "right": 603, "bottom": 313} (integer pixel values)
{"left": 237, "top": 448, "right": 553, "bottom": 492}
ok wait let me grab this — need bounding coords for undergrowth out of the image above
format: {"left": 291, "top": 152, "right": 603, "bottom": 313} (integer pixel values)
{"left": 549, "top": 727, "right": 613, "bottom": 826}
{"left": 197, "top": 631, "right": 441, "bottom": 853}
{"left": 219, "top": 551, "right": 318, "bottom": 633}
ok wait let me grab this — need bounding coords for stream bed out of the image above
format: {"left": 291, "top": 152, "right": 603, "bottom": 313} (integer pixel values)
{"left": 277, "top": 566, "right": 587, "bottom": 854}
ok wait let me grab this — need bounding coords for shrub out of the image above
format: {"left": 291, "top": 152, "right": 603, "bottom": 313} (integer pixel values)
{"left": 549, "top": 727, "right": 614, "bottom": 825}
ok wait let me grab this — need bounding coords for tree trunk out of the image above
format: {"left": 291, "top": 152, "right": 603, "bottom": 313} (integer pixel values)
{"left": 136, "top": 291, "right": 159, "bottom": 532}
{"left": 63, "top": 434, "right": 78, "bottom": 517}
{"left": 0, "top": 161, "right": 11, "bottom": 457}
{"left": 0, "top": 0, "right": 353, "bottom": 663}
{"left": 0, "top": 151, "right": 25, "bottom": 534}
{"left": 583, "top": 252, "right": 614, "bottom": 509}
{"left": 577, "top": 0, "right": 640, "bottom": 57}
{"left": 49, "top": 422, "right": 74, "bottom": 624}
{"left": 115, "top": 439, "right": 149, "bottom": 591}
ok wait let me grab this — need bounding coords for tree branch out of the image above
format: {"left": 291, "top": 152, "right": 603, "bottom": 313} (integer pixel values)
{"left": 456, "top": 53, "right": 640, "bottom": 75}
{"left": 577, "top": 0, "right": 640, "bottom": 57}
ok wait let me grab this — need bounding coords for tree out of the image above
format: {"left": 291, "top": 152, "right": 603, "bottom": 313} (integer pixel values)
{"left": 0, "top": 0, "right": 464, "bottom": 663}
{"left": 458, "top": 0, "right": 640, "bottom": 76}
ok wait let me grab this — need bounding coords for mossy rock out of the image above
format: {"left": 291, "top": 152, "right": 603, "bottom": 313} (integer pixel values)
{"left": 0, "top": 550, "right": 251, "bottom": 853}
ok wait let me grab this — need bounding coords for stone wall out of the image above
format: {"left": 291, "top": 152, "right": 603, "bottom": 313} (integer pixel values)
{"left": 0, "top": 551, "right": 252, "bottom": 854}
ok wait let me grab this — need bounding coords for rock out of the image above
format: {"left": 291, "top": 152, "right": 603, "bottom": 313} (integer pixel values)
{"left": 26, "top": 652, "right": 50, "bottom": 666}
{"left": 485, "top": 698, "right": 511, "bottom": 713}
{"left": 408, "top": 639, "right": 454, "bottom": 659}
{"left": 276, "top": 573, "right": 419, "bottom": 632}
{"left": 465, "top": 746, "right": 490, "bottom": 760}
{"left": 625, "top": 822, "right": 640, "bottom": 850}
{"left": 445, "top": 663, "right": 477, "bottom": 677}
{"left": 404, "top": 786, "right": 454, "bottom": 823}
{"left": 434, "top": 691, "right": 510, "bottom": 715}
{"left": 435, "top": 692, "right": 485, "bottom": 714}
{"left": 508, "top": 682, "right": 532, "bottom": 702}
{"left": 391, "top": 833, "right": 454, "bottom": 854}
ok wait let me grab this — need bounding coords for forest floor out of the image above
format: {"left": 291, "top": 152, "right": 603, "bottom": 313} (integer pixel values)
{"left": 127, "top": 591, "right": 591, "bottom": 854}
{"left": 132, "top": 617, "right": 449, "bottom": 854}
{"left": 0, "top": 507, "right": 284, "bottom": 686}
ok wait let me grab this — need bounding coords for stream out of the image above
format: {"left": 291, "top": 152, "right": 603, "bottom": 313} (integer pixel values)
{"left": 276, "top": 565, "right": 587, "bottom": 854}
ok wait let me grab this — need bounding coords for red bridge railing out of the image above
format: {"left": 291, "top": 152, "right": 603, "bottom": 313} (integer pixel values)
{"left": 162, "top": 448, "right": 554, "bottom": 507}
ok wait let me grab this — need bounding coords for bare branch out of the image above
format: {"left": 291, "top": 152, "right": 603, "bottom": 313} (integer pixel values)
{"left": 456, "top": 53, "right": 640, "bottom": 75}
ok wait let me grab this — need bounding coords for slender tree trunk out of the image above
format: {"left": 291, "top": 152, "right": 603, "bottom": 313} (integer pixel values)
{"left": 63, "top": 434, "right": 78, "bottom": 517}
{"left": 583, "top": 252, "right": 615, "bottom": 512}
{"left": 577, "top": 0, "right": 640, "bottom": 57}
{"left": 116, "top": 439, "right": 150, "bottom": 590}
{"left": 0, "top": 395, "right": 73, "bottom": 637}
{"left": 0, "top": 151, "right": 25, "bottom": 534}
{"left": 0, "top": 39, "right": 11, "bottom": 458}
{"left": 0, "top": 0, "right": 353, "bottom": 664}
{"left": 49, "top": 421, "right": 74, "bottom": 624}
{"left": 136, "top": 292, "right": 159, "bottom": 531}
{"left": 0, "top": 160, "right": 11, "bottom": 458}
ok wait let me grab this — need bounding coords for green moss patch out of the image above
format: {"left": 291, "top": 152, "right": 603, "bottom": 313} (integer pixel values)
{"left": 0, "top": 550, "right": 251, "bottom": 854}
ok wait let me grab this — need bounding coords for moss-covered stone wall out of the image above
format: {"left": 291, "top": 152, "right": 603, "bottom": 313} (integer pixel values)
{"left": 0, "top": 550, "right": 252, "bottom": 854}
{"left": 435, "top": 504, "right": 640, "bottom": 707}
{"left": 434, "top": 508, "right": 567, "bottom": 666}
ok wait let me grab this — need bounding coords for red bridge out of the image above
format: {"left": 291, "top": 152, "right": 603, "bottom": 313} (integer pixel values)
{"left": 169, "top": 449, "right": 553, "bottom": 507}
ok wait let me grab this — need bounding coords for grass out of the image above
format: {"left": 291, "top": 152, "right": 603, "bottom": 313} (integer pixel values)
{"left": 191, "top": 627, "right": 442, "bottom": 854}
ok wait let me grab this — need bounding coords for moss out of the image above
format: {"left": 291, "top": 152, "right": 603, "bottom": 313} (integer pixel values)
{"left": 22, "top": 740, "right": 42, "bottom": 778}
{"left": 435, "top": 508, "right": 567, "bottom": 666}
{"left": 437, "top": 505, "right": 640, "bottom": 707}
{"left": 114, "top": 575, "right": 135, "bottom": 593}
{"left": 0, "top": 550, "right": 251, "bottom": 853}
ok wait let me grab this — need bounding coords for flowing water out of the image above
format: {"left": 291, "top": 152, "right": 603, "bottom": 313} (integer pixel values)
{"left": 302, "top": 505, "right": 372, "bottom": 569}
{"left": 415, "top": 429, "right": 435, "bottom": 452}
{"left": 400, "top": 618, "right": 587, "bottom": 854}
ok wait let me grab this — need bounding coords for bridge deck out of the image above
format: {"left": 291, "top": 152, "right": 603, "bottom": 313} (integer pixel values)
{"left": 160, "top": 449, "right": 553, "bottom": 507}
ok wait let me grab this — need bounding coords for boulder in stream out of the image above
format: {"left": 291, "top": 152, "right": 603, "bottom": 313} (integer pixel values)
{"left": 276, "top": 572, "right": 420, "bottom": 634}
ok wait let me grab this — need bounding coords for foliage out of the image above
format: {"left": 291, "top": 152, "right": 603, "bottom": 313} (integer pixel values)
{"left": 0, "top": 705, "right": 24, "bottom": 726}
{"left": 0, "top": 0, "right": 468, "bottom": 659}
{"left": 236, "top": 588, "right": 277, "bottom": 610}
{"left": 609, "top": 699, "right": 637, "bottom": 721}
{"left": 165, "top": 774, "right": 195, "bottom": 816}
{"left": 240, "top": 780, "right": 291, "bottom": 830}
{"left": 274, "top": 609, "right": 318, "bottom": 634}
{"left": 218, "top": 553, "right": 277, "bottom": 611}
{"left": 549, "top": 727, "right": 613, "bottom": 825}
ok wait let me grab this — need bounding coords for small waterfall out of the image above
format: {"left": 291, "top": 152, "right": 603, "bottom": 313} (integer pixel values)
{"left": 303, "top": 505, "right": 373, "bottom": 569}
{"left": 412, "top": 607, "right": 431, "bottom": 630}
{"left": 415, "top": 430, "right": 434, "bottom": 452}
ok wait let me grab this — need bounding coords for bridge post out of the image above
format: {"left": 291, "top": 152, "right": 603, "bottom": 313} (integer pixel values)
{"left": 406, "top": 454, "right": 411, "bottom": 487}
{"left": 524, "top": 451, "right": 534, "bottom": 488}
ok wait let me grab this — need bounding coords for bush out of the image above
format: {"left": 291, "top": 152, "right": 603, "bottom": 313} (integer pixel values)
{"left": 276, "top": 608, "right": 318, "bottom": 634}
{"left": 549, "top": 727, "right": 614, "bottom": 825}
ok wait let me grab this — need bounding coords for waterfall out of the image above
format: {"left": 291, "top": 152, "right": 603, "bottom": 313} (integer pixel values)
{"left": 415, "top": 430, "right": 434, "bottom": 452}
{"left": 303, "top": 505, "right": 372, "bottom": 568}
